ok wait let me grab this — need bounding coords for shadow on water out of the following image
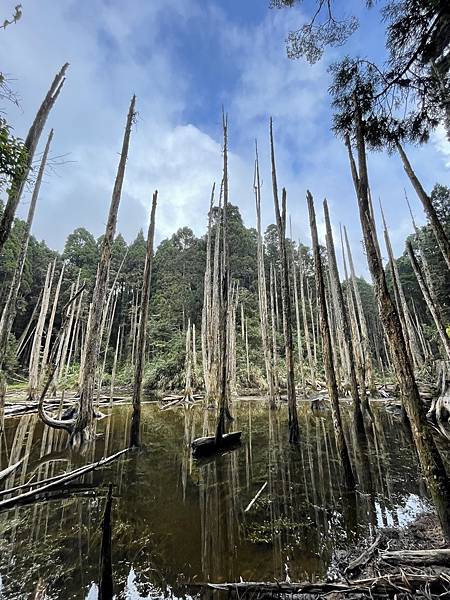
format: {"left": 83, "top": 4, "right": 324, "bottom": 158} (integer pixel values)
{"left": 0, "top": 400, "right": 437, "bottom": 598}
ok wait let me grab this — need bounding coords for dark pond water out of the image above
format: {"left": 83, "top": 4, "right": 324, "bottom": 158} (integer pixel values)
{"left": 0, "top": 400, "right": 434, "bottom": 598}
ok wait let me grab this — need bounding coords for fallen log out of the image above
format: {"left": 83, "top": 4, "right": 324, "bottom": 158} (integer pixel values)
{"left": 0, "top": 448, "right": 128, "bottom": 511}
{"left": 381, "top": 548, "right": 450, "bottom": 567}
{"left": 346, "top": 534, "right": 382, "bottom": 573}
{"left": 192, "top": 431, "right": 242, "bottom": 458}
{"left": 189, "top": 573, "right": 448, "bottom": 596}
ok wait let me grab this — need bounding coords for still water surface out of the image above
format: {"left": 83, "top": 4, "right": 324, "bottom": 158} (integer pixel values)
{"left": 0, "top": 400, "right": 431, "bottom": 598}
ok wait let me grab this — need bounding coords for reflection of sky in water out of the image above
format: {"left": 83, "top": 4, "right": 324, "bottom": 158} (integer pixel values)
{"left": 375, "top": 494, "right": 430, "bottom": 529}
{"left": 0, "top": 402, "right": 440, "bottom": 599}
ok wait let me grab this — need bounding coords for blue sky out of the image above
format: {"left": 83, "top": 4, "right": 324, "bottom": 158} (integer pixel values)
{"left": 1, "top": 0, "right": 449, "bottom": 276}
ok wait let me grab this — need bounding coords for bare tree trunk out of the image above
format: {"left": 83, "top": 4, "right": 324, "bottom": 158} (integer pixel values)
{"left": 130, "top": 190, "right": 157, "bottom": 448}
{"left": 0, "top": 130, "right": 54, "bottom": 373}
{"left": 28, "top": 261, "right": 55, "bottom": 401}
{"left": 308, "top": 192, "right": 355, "bottom": 487}
{"left": 109, "top": 325, "right": 121, "bottom": 405}
{"left": 270, "top": 119, "right": 299, "bottom": 444}
{"left": 41, "top": 263, "right": 65, "bottom": 381}
{"left": 299, "top": 251, "right": 315, "bottom": 388}
{"left": 0, "top": 65, "right": 68, "bottom": 254}
{"left": 396, "top": 141, "right": 450, "bottom": 272}
{"left": 346, "top": 107, "right": 450, "bottom": 542}
{"left": 215, "top": 113, "right": 231, "bottom": 443}
{"left": 406, "top": 241, "right": 450, "bottom": 361}
{"left": 73, "top": 96, "right": 136, "bottom": 449}
{"left": 269, "top": 264, "right": 280, "bottom": 394}
{"left": 344, "top": 226, "right": 375, "bottom": 399}
{"left": 380, "top": 204, "right": 423, "bottom": 370}
{"left": 201, "top": 187, "right": 215, "bottom": 396}
{"left": 323, "top": 200, "right": 365, "bottom": 433}
{"left": 254, "top": 148, "right": 277, "bottom": 408}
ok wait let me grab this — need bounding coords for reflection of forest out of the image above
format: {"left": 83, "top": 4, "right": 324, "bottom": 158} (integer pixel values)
{"left": 0, "top": 401, "right": 431, "bottom": 598}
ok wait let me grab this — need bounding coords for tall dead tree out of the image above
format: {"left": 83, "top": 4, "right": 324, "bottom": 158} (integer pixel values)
{"left": 270, "top": 119, "right": 299, "bottom": 444}
{"left": 396, "top": 141, "right": 450, "bottom": 272}
{"left": 71, "top": 95, "right": 136, "bottom": 448}
{"left": 345, "top": 104, "right": 450, "bottom": 541}
{"left": 406, "top": 241, "right": 450, "bottom": 361}
{"left": 129, "top": 190, "right": 157, "bottom": 447}
{"left": 201, "top": 185, "right": 215, "bottom": 395}
{"left": 299, "top": 250, "right": 315, "bottom": 387}
{"left": 0, "top": 130, "right": 54, "bottom": 371}
{"left": 308, "top": 191, "right": 355, "bottom": 487}
{"left": 343, "top": 226, "right": 375, "bottom": 397}
{"left": 215, "top": 113, "right": 231, "bottom": 443}
{"left": 28, "top": 261, "right": 55, "bottom": 401}
{"left": 0, "top": 64, "right": 68, "bottom": 254}
{"left": 380, "top": 203, "right": 423, "bottom": 370}
{"left": 254, "top": 144, "right": 277, "bottom": 408}
{"left": 323, "top": 200, "right": 365, "bottom": 433}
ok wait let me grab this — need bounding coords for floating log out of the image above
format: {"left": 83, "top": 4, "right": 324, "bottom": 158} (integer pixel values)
{"left": 191, "top": 431, "right": 242, "bottom": 458}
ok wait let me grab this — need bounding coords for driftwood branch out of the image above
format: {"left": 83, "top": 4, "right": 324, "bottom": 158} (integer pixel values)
{"left": 0, "top": 456, "right": 25, "bottom": 483}
{"left": 0, "top": 448, "right": 128, "bottom": 511}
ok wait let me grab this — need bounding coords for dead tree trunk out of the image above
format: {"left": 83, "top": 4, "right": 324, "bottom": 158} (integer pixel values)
{"left": 346, "top": 106, "right": 450, "bottom": 542}
{"left": 270, "top": 119, "right": 299, "bottom": 444}
{"left": 215, "top": 113, "right": 231, "bottom": 444}
{"left": 0, "top": 64, "right": 68, "bottom": 255}
{"left": 308, "top": 192, "right": 355, "bottom": 487}
{"left": 396, "top": 141, "right": 450, "bottom": 272}
{"left": 344, "top": 226, "right": 375, "bottom": 399}
{"left": 323, "top": 199, "right": 365, "bottom": 434}
{"left": 299, "top": 251, "right": 315, "bottom": 388}
{"left": 406, "top": 241, "right": 450, "bottom": 361}
{"left": 73, "top": 95, "right": 136, "bottom": 449}
{"left": 0, "top": 130, "right": 54, "bottom": 371}
{"left": 28, "top": 261, "right": 55, "bottom": 401}
{"left": 41, "top": 263, "right": 65, "bottom": 381}
{"left": 129, "top": 190, "right": 157, "bottom": 448}
{"left": 201, "top": 187, "right": 214, "bottom": 395}
{"left": 254, "top": 145, "right": 277, "bottom": 407}
{"left": 380, "top": 203, "right": 423, "bottom": 370}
